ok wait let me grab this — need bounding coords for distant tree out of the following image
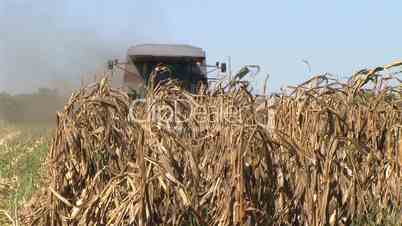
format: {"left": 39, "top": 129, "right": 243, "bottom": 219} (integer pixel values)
{"left": 0, "top": 92, "right": 22, "bottom": 122}
{"left": 36, "top": 87, "right": 58, "bottom": 96}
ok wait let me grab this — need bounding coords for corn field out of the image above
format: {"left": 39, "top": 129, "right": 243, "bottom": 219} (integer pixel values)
{"left": 21, "top": 62, "right": 402, "bottom": 225}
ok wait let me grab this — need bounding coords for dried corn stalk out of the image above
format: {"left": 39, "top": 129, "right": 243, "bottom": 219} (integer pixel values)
{"left": 23, "top": 62, "right": 402, "bottom": 225}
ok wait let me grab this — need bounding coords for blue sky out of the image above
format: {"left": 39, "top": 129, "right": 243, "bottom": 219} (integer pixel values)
{"left": 1, "top": 0, "right": 401, "bottom": 93}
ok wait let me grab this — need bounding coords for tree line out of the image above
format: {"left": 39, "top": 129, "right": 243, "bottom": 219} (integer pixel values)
{"left": 0, "top": 88, "right": 65, "bottom": 123}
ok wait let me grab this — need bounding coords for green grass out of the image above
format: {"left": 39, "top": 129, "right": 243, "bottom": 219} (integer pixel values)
{"left": 0, "top": 122, "right": 52, "bottom": 225}
{"left": 9, "top": 143, "right": 48, "bottom": 207}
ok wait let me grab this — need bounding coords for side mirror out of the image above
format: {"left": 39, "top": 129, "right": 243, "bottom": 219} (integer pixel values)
{"left": 107, "top": 60, "right": 114, "bottom": 70}
{"left": 220, "top": 63, "right": 227, "bottom": 73}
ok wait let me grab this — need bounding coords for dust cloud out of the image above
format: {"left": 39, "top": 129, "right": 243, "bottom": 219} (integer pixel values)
{"left": 0, "top": 0, "right": 170, "bottom": 122}
{"left": 0, "top": 0, "right": 171, "bottom": 95}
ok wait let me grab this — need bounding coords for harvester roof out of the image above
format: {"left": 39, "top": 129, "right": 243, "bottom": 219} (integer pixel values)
{"left": 127, "top": 44, "right": 205, "bottom": 60}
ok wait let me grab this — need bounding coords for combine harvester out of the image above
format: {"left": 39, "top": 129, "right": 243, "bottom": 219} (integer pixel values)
{"left": 107, "top": 43, "right": 260, "bottom": 96}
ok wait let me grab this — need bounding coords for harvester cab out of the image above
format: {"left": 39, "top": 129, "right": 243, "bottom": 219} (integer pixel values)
{"left": 108, "top": 44, "right": 227, "bottom": 97}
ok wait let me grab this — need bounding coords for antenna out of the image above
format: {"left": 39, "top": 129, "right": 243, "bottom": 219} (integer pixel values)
{"left": 228, "top": 56, "right": 232, "bottom": 80}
